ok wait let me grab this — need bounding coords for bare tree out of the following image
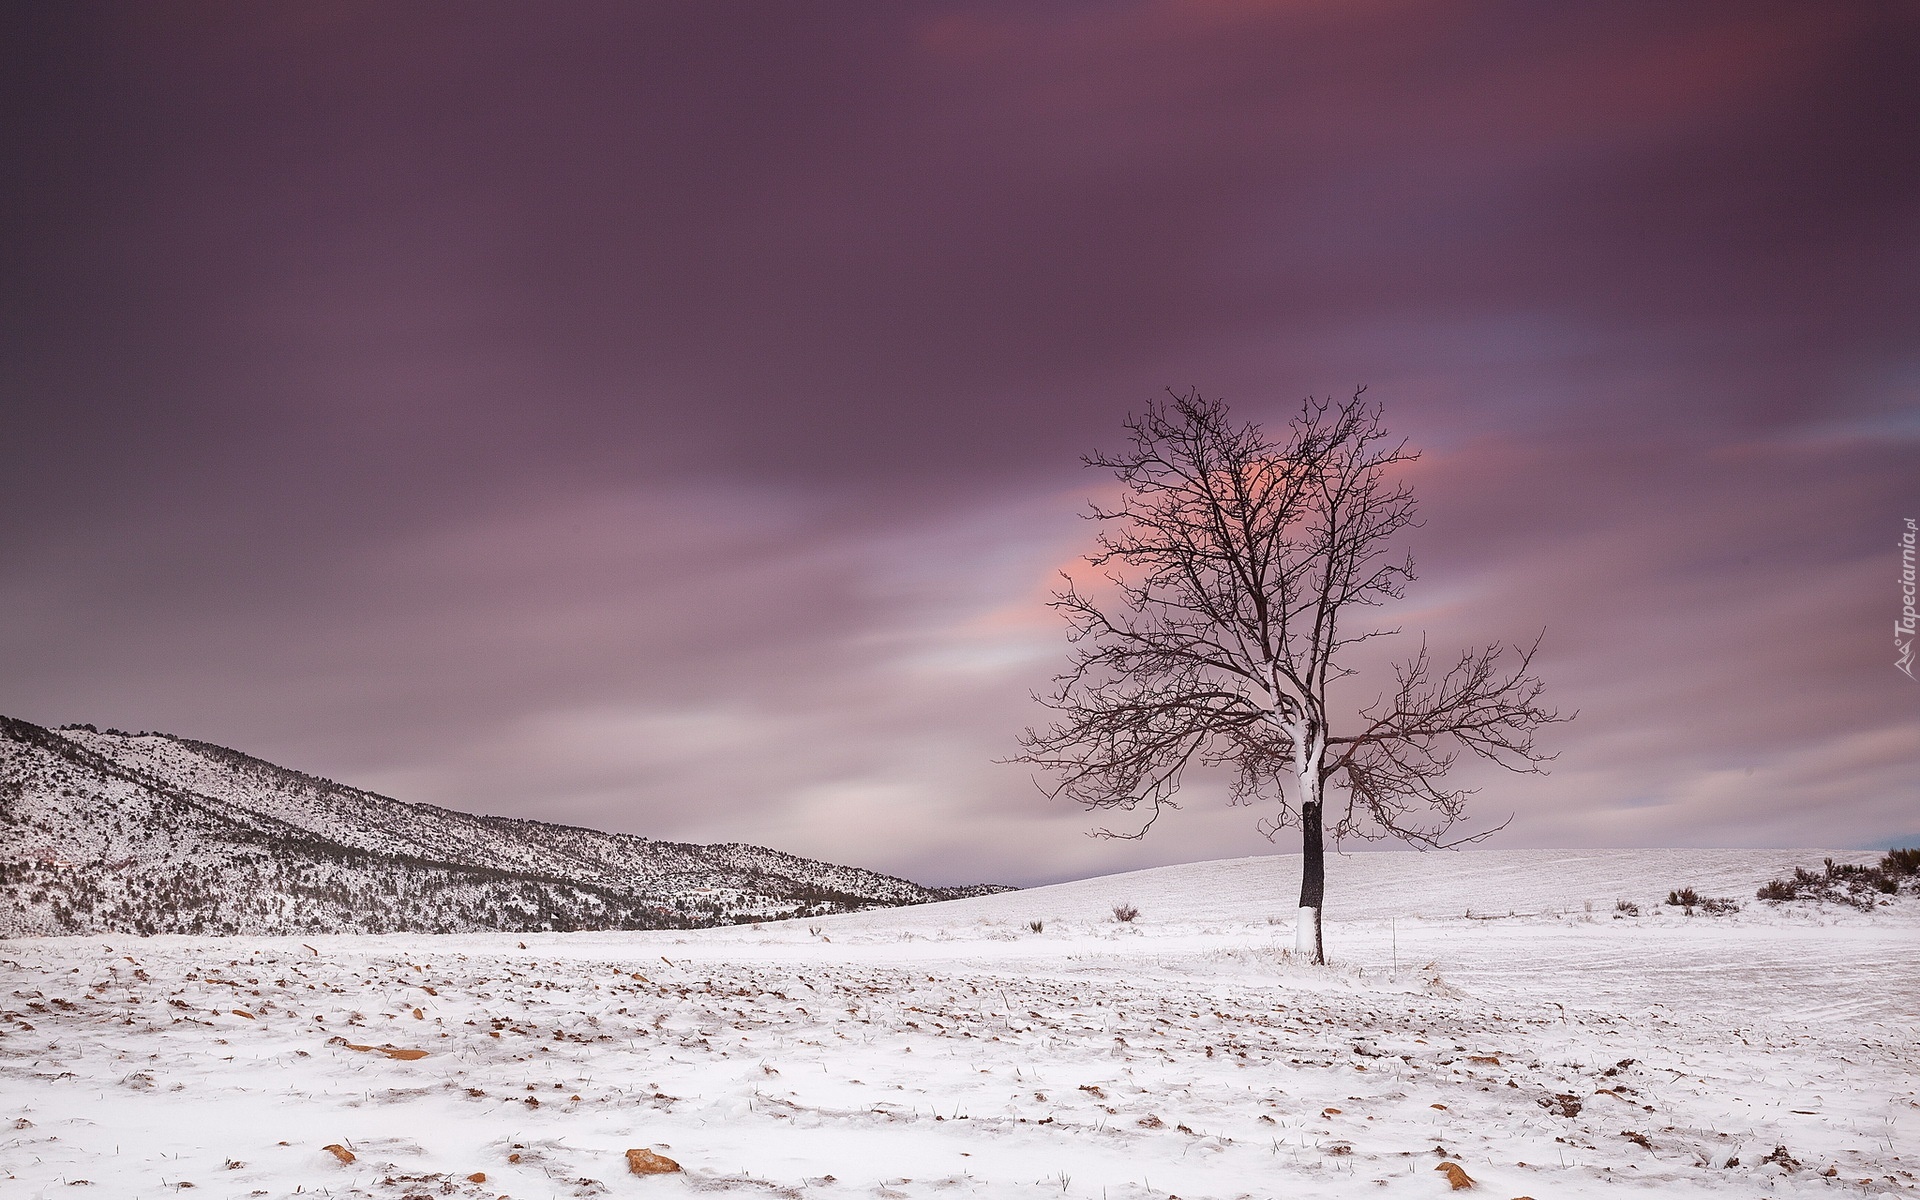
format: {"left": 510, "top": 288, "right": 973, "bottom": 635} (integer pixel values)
{"left": 1016, "top": 389, "right": 1564, "bottom": 963}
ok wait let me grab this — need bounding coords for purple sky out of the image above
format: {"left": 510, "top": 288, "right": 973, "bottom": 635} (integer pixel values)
{"left": 4, "top": 2, "right": 1916, "bottom": 886}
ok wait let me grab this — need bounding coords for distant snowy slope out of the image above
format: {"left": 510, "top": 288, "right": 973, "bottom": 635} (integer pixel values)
{"left": 811, "top": 846, "right": 1890, "bottom": 933}
{"left": 0, "top": 715, "right": 1006, "bottom": 936}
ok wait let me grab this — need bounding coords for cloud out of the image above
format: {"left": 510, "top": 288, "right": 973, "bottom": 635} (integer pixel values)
{"left": 2, "top": 3, "right": 1915, "bottom": 885}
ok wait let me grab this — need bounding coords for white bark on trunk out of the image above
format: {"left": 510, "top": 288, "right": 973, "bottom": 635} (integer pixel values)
{"left": 1290, "top": 712, "right": 1327, "bottom": 965}
{"left": 1291, "top": 722, "right": 1324, "bottom": 805}
{"left": 1268, "top": 665, "right": 1330, "bottom": 964}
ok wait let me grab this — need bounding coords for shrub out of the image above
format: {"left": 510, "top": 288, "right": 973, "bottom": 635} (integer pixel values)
{"left": 1666, "top": 887, "right": 1737, "bottom": 916}
{"left": 1027, "top": 920, "right": 1044, "bottom": 933}
{"left": 1880, "top": 847, "right": 1920, "bottom": 877}
{"left": 1111, "top": 901, "right": 1139, "bottom": 923}
{"left": 1666, "top": 887, "right": 1700, "bottom": 911}
{"left": 1756, "top": 856, "right": 1907, "bottom": 910}
{"left": 1614, "top": 899, "right": 1640, "bottom": 917}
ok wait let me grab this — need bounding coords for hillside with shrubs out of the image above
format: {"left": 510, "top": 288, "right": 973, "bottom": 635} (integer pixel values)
{"left": 0, "top": 716, "right": 1007, "bottom": 937}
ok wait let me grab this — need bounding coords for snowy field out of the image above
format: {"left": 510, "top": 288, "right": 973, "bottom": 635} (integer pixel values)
{"left": 4, "top": 848, "right": 1916, "bottom": 1199}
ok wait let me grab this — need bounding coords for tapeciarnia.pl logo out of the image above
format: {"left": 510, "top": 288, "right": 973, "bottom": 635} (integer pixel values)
{"left": 1899, "top": 517, "right": 1917, "bottom": 680}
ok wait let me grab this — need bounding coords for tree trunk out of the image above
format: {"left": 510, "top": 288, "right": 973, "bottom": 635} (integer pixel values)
{"left": 1296, "top": 796, "right": 1325, "bottom": 964}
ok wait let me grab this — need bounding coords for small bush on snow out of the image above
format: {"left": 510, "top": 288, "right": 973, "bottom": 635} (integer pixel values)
{"left": 1879, "top": 847, "right": 1920, "bottom": 877}
{"left": 1755, "top": 854, "right": 1913, "bottom": 910}
{"left": 1111, "top": 901, "right": 1139, "bottom": 923}
{"left": 1666, "top": 887, "right": 1738, "bottom": 916}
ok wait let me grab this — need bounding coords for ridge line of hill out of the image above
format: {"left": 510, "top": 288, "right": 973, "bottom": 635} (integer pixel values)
{"left": 0, "top": 714, "right": 1008, "bottom": 937}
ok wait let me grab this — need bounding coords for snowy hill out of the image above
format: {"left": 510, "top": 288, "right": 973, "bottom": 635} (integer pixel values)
{"left": 806, "top": 845, "right": 1894, "bottom": 933}
{"left": 0, "top": 715, "right": 1006, "bottom": 937}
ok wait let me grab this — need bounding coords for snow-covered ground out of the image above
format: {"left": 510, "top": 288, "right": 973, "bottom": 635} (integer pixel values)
{"left": 3, "top": 848, "right": 1916, "bottom": 1199}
